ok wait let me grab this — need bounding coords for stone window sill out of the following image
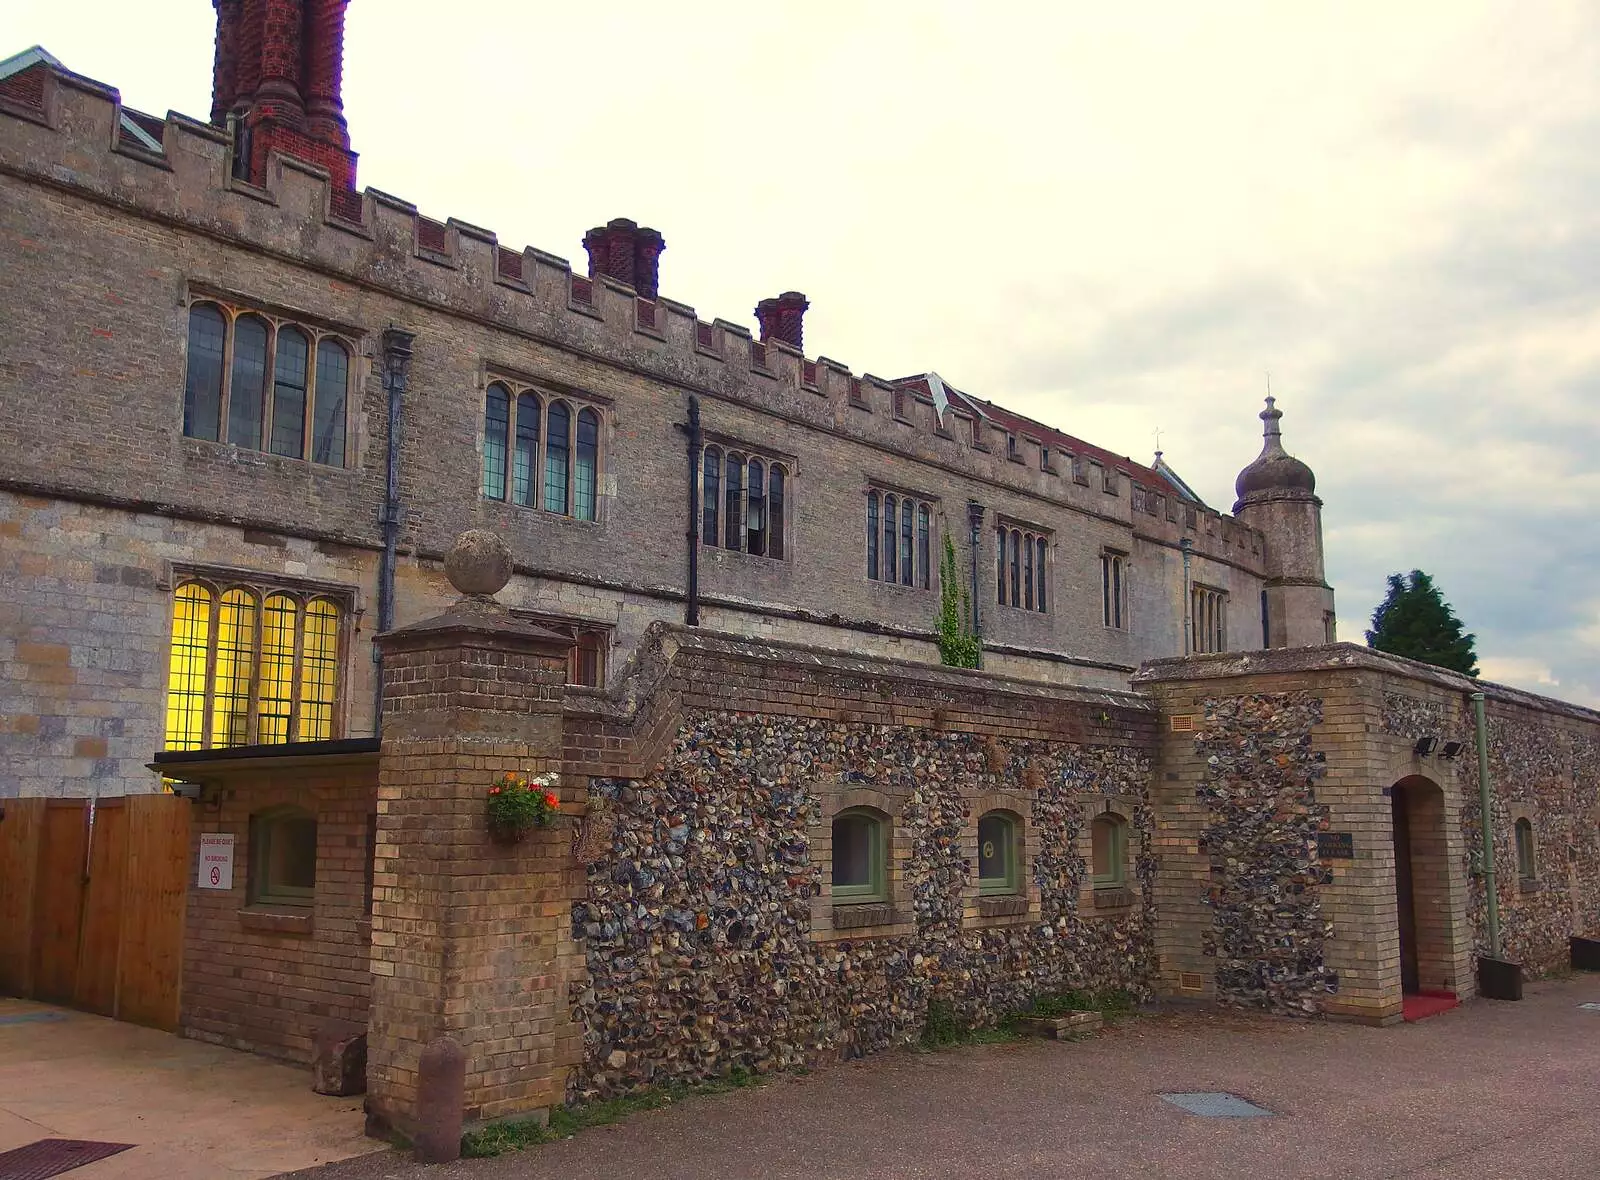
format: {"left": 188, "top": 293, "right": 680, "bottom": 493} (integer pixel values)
{"left": 238, "top": 906, "right": 314, "bottom": 936}
{"left": 832, "top": 902, "right": 893, "bottom": 930}
{"left": 978, "top": 895, "right": 1028, "bottom": 918}
{"left": 1518, "top": 877, "right": 1542, "bottom": 894}
{"left": 1092, "top": 886, "right": 1134, "bottom": 911}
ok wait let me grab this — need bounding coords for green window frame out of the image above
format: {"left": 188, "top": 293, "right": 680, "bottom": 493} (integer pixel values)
{"left": 832, "top": 808, "right": 886, "bottom": 903}
{"left": 977, "top": 811, "right": 1020, "bottom": 895}
{"left": 249, "top": 805, "right": 317, "bottom": 908}
{"left": 1091, "top": 812, "right": 1127, "bottom": 889}
{"left": 1515, "top": 817, "right": 1536, "bottom": 881}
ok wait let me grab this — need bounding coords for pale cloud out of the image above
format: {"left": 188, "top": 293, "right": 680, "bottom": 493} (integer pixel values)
{"left": 10, "top": 0, "right": 1600, "bottom": 707}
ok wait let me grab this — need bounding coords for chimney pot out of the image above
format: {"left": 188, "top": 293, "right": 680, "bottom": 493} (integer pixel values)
{"left": 755, "top": 291, "right": 810, "bottom": 351}
{"left": 582, "top": 219, "right": 666, "bottom": 299}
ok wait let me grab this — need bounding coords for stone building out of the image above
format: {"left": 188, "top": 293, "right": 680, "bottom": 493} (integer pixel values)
{"left": 2, "top": 1, "right": 1597, "bottom": 1145}
{"left": 0, "top": 4, "right": 1332, "bottom": 800}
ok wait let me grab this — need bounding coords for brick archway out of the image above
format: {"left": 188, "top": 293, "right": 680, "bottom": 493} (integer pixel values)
{"left": 1391, "top": 775, "right": 1452, "bottom": 996}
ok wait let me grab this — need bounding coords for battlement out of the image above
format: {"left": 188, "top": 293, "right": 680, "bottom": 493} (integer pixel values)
{"left": 0, "top": 54, "right": 1262, "bottom": 572}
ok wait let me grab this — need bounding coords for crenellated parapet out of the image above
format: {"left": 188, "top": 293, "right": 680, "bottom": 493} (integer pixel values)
{"left": 0, "top": 54, "right": 1262, "bottom": 573}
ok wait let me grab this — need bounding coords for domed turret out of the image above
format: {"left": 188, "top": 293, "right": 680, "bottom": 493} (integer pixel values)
{"left": 1235, "top": 396, "right": 1315, "bottom": 500}
{"left": 1231, "top": 396, "right": 1336, "bottom": 649}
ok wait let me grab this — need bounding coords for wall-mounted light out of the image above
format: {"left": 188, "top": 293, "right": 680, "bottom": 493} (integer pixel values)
{"left": 1413, "top": 736, "right": 1438, "bottom": 756}
{"left": 1440, "top": 740, "right": 1464, "bottom": 759}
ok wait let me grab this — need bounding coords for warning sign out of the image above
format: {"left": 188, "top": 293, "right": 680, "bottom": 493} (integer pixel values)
{"left": 199, "top": 833, "right": 234, "bottom": 890}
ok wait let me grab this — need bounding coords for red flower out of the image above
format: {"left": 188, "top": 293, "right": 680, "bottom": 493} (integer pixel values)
{"left": 544, "top": 792, "right": 560, "bottom": 809}
{"left": 489, "top": 786, "right": 501, "bottom": 795}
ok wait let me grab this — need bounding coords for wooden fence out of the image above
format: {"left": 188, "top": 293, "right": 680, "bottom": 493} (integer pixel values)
{"left": 0, "top": 794, "right": 190, "bottom": 1031}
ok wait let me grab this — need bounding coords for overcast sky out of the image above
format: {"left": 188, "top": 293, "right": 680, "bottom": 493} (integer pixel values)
{"left": 12, "top": 1, "right": 1599, "bottom": 706}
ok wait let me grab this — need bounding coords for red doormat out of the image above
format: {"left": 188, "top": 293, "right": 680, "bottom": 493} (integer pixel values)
{"left": 0, "top": 1139, "right": 133, "bottom": 1179}
{"left": 1403, "top": 990, "right": 1460, "bottom": 1022}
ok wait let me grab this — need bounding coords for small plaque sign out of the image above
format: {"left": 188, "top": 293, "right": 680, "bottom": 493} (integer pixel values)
{"left": 198, "top": 833, "right": 234, "bottom": 890}
{"left": 1317, "top": 832, "right": 1355, "bottom": 860}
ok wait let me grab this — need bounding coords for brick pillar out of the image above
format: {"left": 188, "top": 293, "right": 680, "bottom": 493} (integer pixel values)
{"left": 235, "top": 0, "right": 265, "bottom": 108}
{"left": 255, "top": 0, "right": 306, "bottom": 115}
{"left": 582, "top": 218, "right": 666, "bottom": 296}
{"left": 366, "top": 532, "right": 584, "bottom": 1133}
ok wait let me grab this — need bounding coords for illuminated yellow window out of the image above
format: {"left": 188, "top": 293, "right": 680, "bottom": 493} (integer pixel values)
{"left": 161, "top": 579, "right": 344, "bottom": 749}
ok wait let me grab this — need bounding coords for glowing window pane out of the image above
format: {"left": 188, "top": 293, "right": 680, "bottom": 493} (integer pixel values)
{"left": 258, "top": 595, "right": 297, "bottom": 744}
{"left": 164, "top": 583, "right": 212, "bottom": 751}
{"left": 298, "top": 601, "right": 340, "bottom": 741}
{"left": 211, "top": 589, "right": 257, "bottom": 747}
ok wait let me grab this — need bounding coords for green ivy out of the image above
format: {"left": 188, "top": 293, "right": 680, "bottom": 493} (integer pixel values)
{"left": 936, "top": 534, "right": 981, "bottom": 669}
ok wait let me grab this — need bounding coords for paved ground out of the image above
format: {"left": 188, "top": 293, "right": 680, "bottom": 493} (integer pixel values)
{"left": 291, "top": 976, "right": 1600, "bottom": 1180}
{"left": 0, "top": 997, "right": 379, "bottom": 1179}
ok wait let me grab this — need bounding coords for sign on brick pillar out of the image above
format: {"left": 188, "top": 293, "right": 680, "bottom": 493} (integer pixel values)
{"left": 368, "top": 531, "right": 584, "bottom": 1135}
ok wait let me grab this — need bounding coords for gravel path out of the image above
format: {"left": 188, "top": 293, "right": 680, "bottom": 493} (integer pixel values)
{"left": 285, "top": 977, "right": 1600, "bottom": 1180}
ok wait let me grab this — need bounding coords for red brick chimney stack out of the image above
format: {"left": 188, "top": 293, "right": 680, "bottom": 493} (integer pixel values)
{"left": 582, "top": 219, "right": 667, "bottom": 299}
{"left": 755, "top": 292, "right": 810, "bottom": 351}
{"left": 210, "top": 0, "right": 357, "bottom": 190}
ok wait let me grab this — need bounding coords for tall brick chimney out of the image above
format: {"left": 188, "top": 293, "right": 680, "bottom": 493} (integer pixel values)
{"left": 582, "top": 218, "right": 666, "bottom": 299}
{"left": 211, "top": 0, "right": 357, "bottom": 191}
{"left": 755, "top": 292, "right": 810, "bottom": 351}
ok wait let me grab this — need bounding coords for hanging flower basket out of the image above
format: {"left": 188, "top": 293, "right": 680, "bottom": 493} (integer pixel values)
{"left": 485, "top": 771, "right": 561, "bottom": 845}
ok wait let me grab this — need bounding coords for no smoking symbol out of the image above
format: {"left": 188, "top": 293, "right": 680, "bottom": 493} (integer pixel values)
{"left": 210, "top": 866, "right": 221, "bottom": 886}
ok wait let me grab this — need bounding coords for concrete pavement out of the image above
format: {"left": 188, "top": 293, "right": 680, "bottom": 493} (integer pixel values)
{"left": 0, "top": 998, "right": 380, "bottom": 1179}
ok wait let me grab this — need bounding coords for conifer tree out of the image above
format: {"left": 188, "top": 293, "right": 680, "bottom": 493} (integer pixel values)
{"left": 1366, "top": 569, "right": 1479, "bottom": 676}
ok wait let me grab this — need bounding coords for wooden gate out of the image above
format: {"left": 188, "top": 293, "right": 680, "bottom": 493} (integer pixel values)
{"left": 0, "top": 794, "right": 190, "bottom": 1030}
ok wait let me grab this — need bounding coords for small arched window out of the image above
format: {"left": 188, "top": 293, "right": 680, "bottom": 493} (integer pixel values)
{"left": 995, "top": 524, "right": 1006, "bottom": 603}
{"left": 1023, "top": 533, "right": 1035, "bottom": 610}
{"left": 482, "top": 384, "right": 509, "bottom": 499}
{"left": 1010, "top": 529, "right": 1022, "bottom": 607}
{"left": 899, "top": 498, "right": 914, "bottom": 586}
{"left": 545, "top": 400, "right": 571, "bottom": 513}
{"left": 1515, "top": 818, "right": 1536, "bottom": 881}
{"left": 184, "top": 303, "right": 226, "bottom": 442}
{"left": 312, "top": 338, "right": 349, "bottom": 465}
{"left": 883, "top": 494, "right": 898, "bottom": 583}
{"left": 574, "top": 407, "right": 600, "bottom": 521}
{"left": 768, "top": 464, "right": 786, "bottom": 559}
{"left": 832, "top": 808, "right": 887, "bottom": 903}
{"left": 1035, "top": 537, "right": 1047, "bottom": 611}
{"left": 746, "top": 458, "right": 766, "bottom": 556}
{"left": 229, "top": 313, "right": 270, "bottom": 451}
{"left": 702, "top": 445, "right": 722, "bottom": 543}
{"left": 917, "top": 504, "right": 931, "bottom": 590}
{"left": 250, "top": 805, "right": 317, "bottom": 908}
{"left": 512, "top": 391, "right": 541, "bottom": 507}
{"left": 165, "top": 581, "right": 213, "bottom": 750}
{"left": 212, "top": 588, "right": 259, "bottom": 748}
{"left": 866, "top": 490, "right": 880, "bottom": 579}
{"left": 270, "top": 326, "right": 310, "bottom": 457}
{"left": 258, "top": 593, "right": 298, "bottom": 744}
{"left": 978, "top": 811, "right": 1019, "bottom": 895}
{"left": 1091, "top": 812, "right": 1128, "bottom": 888}
{"left": 723, "top": 452, "right": 743, "bottom": 550}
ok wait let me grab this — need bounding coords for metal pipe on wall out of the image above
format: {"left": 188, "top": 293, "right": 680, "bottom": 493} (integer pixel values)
{"left": 374, "top": 328, "right": 415, "bottom": 731}
{"left": 683, "top": 396, "right": 702, "bottom": 627}
{"left": 1179, "top": 537, "right": 1193, "bottom": 655}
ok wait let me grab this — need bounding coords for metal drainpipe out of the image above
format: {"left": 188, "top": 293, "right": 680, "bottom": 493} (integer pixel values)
{"left": 966, "top": 500, "right": 984, "bottom": 667}
{"left": 1472, "top": 690, "right": 1502, "bottom": 960}
{"left": 1179, "top": 537, "right": 1193, "bottom": 655}
{"left": 683, "top": 397, "right": 702, "bottom": 626}
{"left": 374, "top": 328, "right": 415, "bottom": 731}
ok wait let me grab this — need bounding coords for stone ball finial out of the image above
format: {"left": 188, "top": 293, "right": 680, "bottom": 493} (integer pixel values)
{"left": 444, "top": 529, "right": 513, "bottom": 598}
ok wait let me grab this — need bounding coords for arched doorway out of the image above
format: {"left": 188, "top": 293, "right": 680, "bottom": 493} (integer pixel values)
{"left": 1390, "top": 776, "right": 1452, "bottom": 1000}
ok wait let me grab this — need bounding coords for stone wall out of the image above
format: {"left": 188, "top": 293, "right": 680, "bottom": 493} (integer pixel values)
{"left": 562, "top": 627, "right": 1157, "bottom": 1100}
{"left": 180, "top": 759, "right": 377, "bottom": 1063}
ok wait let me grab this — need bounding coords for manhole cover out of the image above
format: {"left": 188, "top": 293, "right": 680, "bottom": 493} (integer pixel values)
{"left": 1159, "top": 1091, "right": 1273, "bottom": 1118}
{"left": 0, "top": 1139, "right": 133, "bottom": 1180}
{"left": 0, "top": 1012, "right": 67, "bottom": 1027}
